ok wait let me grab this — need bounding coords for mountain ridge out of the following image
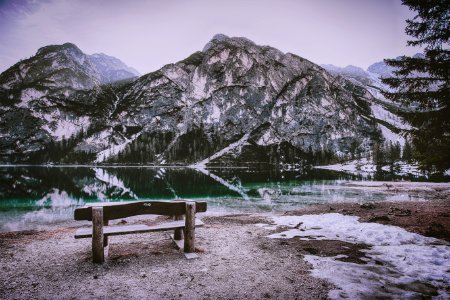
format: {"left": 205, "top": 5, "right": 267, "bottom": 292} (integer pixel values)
{"left": 0, "top": 35, "right": 409, "bottom": 166}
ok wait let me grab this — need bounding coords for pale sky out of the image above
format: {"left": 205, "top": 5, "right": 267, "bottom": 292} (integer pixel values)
{"left": 0, "top": 0, "right": 420, "bottom": 74}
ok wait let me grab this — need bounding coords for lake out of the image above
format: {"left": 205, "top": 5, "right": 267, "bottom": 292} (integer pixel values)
{"left": 0, "top": 165, "right": 445, "bottom": 232}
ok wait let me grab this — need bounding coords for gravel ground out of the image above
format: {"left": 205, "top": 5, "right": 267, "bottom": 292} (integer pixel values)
{"left": 1, "top": 181, "right": 449, "bottom": 300}
{"left": 0, "top": 214, "right": 332, "bottom": 300}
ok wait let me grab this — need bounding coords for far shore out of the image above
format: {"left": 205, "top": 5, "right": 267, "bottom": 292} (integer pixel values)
{"left": 2, "top": 163, "right": 449, "bottom": 178}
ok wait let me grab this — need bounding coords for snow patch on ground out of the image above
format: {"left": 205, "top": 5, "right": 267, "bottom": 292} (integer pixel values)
{"left": 192, "top": 69, "right": 208, "bottom": 99}
{"left": 192, "top": 132, "right": 250, "bottom": 167}
{"left": 18, "top": 88, "right": 47, "bottom": 108}
{"left": 37, "top": 110, "right": 90, "bottom": 141}
{"left": 236, "top": 52, "right": 253, "bottom": 70}
{"left": 163, "top": 67, "right": 187, "bottom": 87}
{"left": 257, "top": 75, "right": 265, "bottom": 87}
{"left": 379, "top": 124, "right": 405, "bottom": 147}
{"left": 224, "top": 71, "right": 233, "bottom": 85}
{"left": 338, "top": 181, "right": 450, "bottom": 191}
{"left": 148, "top": 77, "right": 169, "bottom": 88}
{"left": 205, "top": 102, "right": 221, "bottom": 124}
{"left": 264, "top": 213, "right": 450, "bottom": 299}
{"left": 371, "top": 103, "right": 411, "bottom": 130}
{"left": 207, "top": 49, "right": 230, "bottom": 64}
{"left": 256, "top": 129, "right": 280, "bottom": 146}
{"left": 367, "top": 85, "right": 387, "bottom": 102}
{"left": 19, "top": 64, "right": 30, "bottom": 79}
{"left": 320, "top": 97, "right": 331, "bottom": 107}
{"left": 50, "top": 116, "right": 90, "bottom": 140}
{"left": 94, "top": 131, "right": 142, "bottom": 163}
{"left": 83, "top": 128, "right": 111, "bottom": 150}
{"left": 393, "top": 162, "right": 422, "bottom": 176}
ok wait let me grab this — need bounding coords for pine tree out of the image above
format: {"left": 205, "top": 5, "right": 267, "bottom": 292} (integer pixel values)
{"left": 393, "top": 141, "right": 402, "bottom": 162}
{"left": 382, "top": 0, "right": 449, "bottom": 171}
{"left": 387, "top": 141, "right": 402, "bottom": 163}
{"left": 402, "top": 138, "right": 413, "bottom": 162}
{"left": 385, "top": 141, "right": 392, "bottom": 165}
{"left": 372, "top": 142, "right": 385, "bottom": 167}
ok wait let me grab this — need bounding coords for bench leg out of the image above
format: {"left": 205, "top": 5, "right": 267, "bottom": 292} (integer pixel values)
{"left": 174, "top": 215, "right": 184, "bottom": 240}
{"left": 103, "top": 220, "right": 109, "bottom": 247}
{"left": 184, "top": 202, "right": 196, "bottom": 253}
{"left": 92, "top": 207, "right": 104, "bottom": 264}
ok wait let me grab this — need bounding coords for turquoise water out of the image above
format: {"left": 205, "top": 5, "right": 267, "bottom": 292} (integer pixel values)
{"left": 0, "top": 166, "right": 440, "bottom": 231}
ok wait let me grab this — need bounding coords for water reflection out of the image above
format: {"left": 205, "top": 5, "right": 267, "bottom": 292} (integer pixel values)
{"left": 0, "top": 166, "right": 439, "bottom": 231}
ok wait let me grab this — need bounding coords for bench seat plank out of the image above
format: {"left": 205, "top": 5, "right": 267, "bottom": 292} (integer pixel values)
{"left": 75, "top": 218, "right": 204, "bottom": 239}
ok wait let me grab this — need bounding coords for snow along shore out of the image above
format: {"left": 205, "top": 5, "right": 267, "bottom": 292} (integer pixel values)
{"left": 261, "top": 213, "right": 450, "bottom": 299}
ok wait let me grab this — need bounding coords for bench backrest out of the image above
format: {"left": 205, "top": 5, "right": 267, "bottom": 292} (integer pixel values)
{"left": 74, "top": 200, "right": 207, "bottom": 221}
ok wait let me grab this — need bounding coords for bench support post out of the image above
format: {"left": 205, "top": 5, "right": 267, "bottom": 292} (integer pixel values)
{"left": 174, "top": 215, "right": 184, "bottom": 240}
{"left": 184, "top": 202, "right": 195, "bottom": 253}
{"left": 103, "top": 219, "right": 109, "bottom": 247}
{"left": 92, "top": 207, "right": 104, "bottom": 264}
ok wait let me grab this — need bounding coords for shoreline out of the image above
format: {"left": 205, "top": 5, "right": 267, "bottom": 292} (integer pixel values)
{"left": 2, "top": 180, "right": 450, "bottom": 233}
{"left": 1, "top": 198, "right": 449, "bottom": 299}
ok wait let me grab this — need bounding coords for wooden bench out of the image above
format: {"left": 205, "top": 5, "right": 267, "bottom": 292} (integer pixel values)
{"left": 74, "top": 200, "right": 207, "bottom": 263}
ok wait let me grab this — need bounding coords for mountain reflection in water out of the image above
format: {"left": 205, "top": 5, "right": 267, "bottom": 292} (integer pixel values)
{"left": 0, "top": 166, "right": 436, "bottom": 231}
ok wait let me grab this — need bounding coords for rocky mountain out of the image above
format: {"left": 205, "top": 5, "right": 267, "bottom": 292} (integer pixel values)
{"left": 367, "top": 60, "right": 396, "bottom": 79}
{"left": 88, "top": 53, "right": 140, "bottom": 83}
{"left": 321, "top": 62, "right": 388, "bottom": 102}
{"left": 322, "top": 53, "right": 425, "bottom": 88}
{"left": 321, "top": 60, "right": 414, "bottom": 147}
{"left": 0, "top": 35, "right": 410, "bottom": 166}
{"left": 0, "top": 42, "right": 140, "bottom": 162}
{"left": 321, "top": 64, "right": 373, "bottom": 85}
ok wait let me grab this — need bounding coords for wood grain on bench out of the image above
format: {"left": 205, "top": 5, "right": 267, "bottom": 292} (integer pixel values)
{"left": 74, "top": 200, "right": 207, "bottom": 221}
{"left": 75, "top": 218, "right": 204, "bottom": 238}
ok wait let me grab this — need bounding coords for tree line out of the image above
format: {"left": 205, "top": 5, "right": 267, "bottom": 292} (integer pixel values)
{"left": 371, "top": 139, "right": 414, "bottom": 168}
